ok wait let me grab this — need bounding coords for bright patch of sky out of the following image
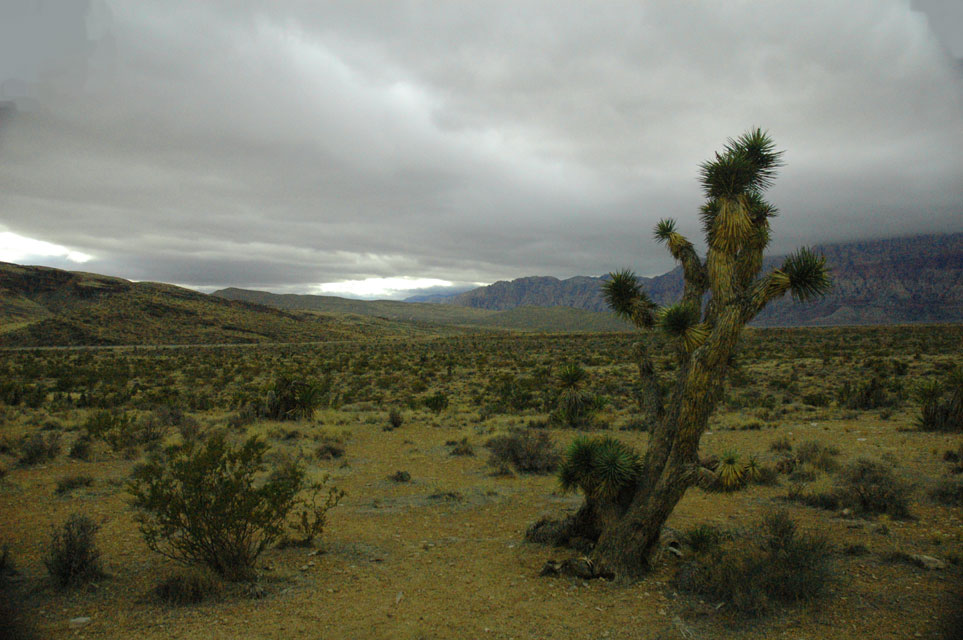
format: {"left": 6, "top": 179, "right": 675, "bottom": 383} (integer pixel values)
{"left": 316, "top": 277, "right": 455, "bottom": 299}
{"left": 0, "top": 231, "right": 93, "bottom": 264}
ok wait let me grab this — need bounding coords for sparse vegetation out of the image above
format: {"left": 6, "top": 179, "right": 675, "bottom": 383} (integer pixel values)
{"left": 484, "top": 429, "right": 560, "bottom": 474}
{"left": 675, "top": 510, "right": 832, "bottom": 616}
{"left": 154, "top": 569, "right": 223, "bottom": 605}
{"left": 0, "top": 323, "right": 959, "bottom": 639}
{"left": 43, "top": 513, "right": 104, "bottom": 587}
{"left": 128, "top": 433, "right": 310, "bottom": 580}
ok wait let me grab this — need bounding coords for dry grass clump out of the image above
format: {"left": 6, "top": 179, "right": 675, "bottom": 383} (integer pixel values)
{"left": 484, "top": 429, "right": 560, "bottom": 474}
{"left": 18, "top": 432, "right": 60, "bottom": 465}
{"left": 154, "top": 569, "right": 223, "bottom": 606}
{"left": 43, "top": 513, "right": 105, "bottom": 587}
{"left": 675, "top": 510, "right": 832, "bottom": 616}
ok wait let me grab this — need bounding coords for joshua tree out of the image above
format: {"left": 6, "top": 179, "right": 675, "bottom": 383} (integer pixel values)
{"left": 534, "top": 129, "right": 831, "bottom": 581}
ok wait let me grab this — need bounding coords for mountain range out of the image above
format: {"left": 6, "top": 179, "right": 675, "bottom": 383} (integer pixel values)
{"left": 1, "top": 233, "right": 960, "bottom": 347}
{"left": 414, "top": 234, "right": 963, "bottom": 326}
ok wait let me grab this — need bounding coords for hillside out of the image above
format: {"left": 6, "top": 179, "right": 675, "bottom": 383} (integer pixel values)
{"left": 0, "top": 263, "right": 425, "bottom": 347}
{"left": 213, "top": 287, "right": 631, "bottom": 332}
{"left": 431, "top": 234, "right": 963, "bottom": 325}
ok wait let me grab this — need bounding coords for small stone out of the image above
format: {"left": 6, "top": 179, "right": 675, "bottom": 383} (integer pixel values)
{"left": 68, "top": 617, "right": 91, "bottom": 628}
{"left": 910, "top": 555, "right": 946, "bottom": 570}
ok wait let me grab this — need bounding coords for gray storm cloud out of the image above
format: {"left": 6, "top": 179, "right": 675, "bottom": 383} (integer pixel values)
{"left": 0, "top": 0, "right": 960, "bottom": 297}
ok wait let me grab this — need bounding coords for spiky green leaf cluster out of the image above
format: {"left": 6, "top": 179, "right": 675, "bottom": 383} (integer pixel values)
{"left": 782, "top": 247, "right": 832, "bottom": 301}
{"left": 558, "top": 363, "right": 588, "bottom": 390}
{"left": 559, "top": 436, "right": 643, "bottom": 502}
{"left": 699, "top": 128, "right": 783, "bottom": 199}
{"left": 657, "top": 303, "right": 707, "bottom": 351}
{"left": 602, "top": 270, "right": 656, "bottom": 328}
{"left": 653, "top": 218, "right": 677, "bottom": 243}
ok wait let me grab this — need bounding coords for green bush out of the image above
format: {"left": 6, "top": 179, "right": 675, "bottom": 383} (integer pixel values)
{"left": 423, "top": 391, "right": 449, "bottom": 413}
{"left": 929, "top": 479, "right": 963, "bottom": 507}
{"left": 68, "top": 436, "right": 92, "bottom": 461}
{"left": 55, "top": 475, "right": 94, "bottom": 495}
{"left": 835, "top": 458, "right": 912, "bottom": 518}
{"left": 683, "top": 524, "right": 726, "bottom": 554}
{"left": 794, "top": 440, "right": 840, "bottom": 472}
{"left": 43, "top": 513, "right": 104, "bottom": 587}
{"left": 128, "top": 433, "right": 307, "bottom": 580}
{"left": 18, "top": 432, "right": 60, "bottom": 465}
{"left": 484, "top": 429, "right": 560, "bottom": 474}
{"left": 261, "top": 375, "right": 326, "bottom": 421}
{"left": 385, "top": 409, "right": 404, "bottom": 431}
{"left": 675, "top": 510, "right": 831, "bottom": 616}
{"left": 917, "top": 368, "right": 963, "bottom": 432}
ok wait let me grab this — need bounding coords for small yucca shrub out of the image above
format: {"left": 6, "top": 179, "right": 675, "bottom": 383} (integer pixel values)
{"left": 559, "top": 436, "right": 642, "bottom": 502}
{"left": 917, "top": 368, "right": 963, "bottom": 433}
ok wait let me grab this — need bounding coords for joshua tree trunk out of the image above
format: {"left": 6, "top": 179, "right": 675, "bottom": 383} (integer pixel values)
{"left": 541, "top": 129, "right": 831, "bottom": 581}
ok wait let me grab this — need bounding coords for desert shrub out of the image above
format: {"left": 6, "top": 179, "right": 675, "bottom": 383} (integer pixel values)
{"left": 801, "top": 391, "right": 829, "bottom": 407}
{"left": 55, "top": 475, "right": 94, "bottom": 495}
{"left": 154, "top": 569, "right": 222, "bottom": 606}
{"left": 769, "top": 436, "right": 792, "bottom": 452}
{"left": 448, "top": 438, "right": 475, "bottom": 457}
{"left": 385, "top": 409, "right": 404, "bottom": 431}
{"left": 283, "top": 472, "right": 344, "bottom": 547}
{"left": 261, "top": 375, "right": 326, "bottom": 421}
{"left": 559, "top": 436, "right": 642, "bottom": 502}
{"left": 916, "top": 368, "right": 963, "bottom": 433}
{"left": 83, "top": 410, "right": 156, "bottom": 451}
{"left": 68, "top": 436, "right": 92, "bottom": 461}
{"left": 548, "top": 363, "right": 606, "bottom": 429}
{"left": 423, "top": 391, "right": 449, "bottom": 413}
{"left": 43, "top": 513, "right": 104, "bottom": 587}
{"left": 683, "top": 524, "right": 726, "bottom": 554}
{"left": 835, "top": 458, "right": 912, "bottom": 518}
{"left": 794, "top": 440, "right": 840, "bottom": 472}
{"left": 128, "top": 433, "right": 306, "bottom": 580}
{"left": 0, "top": 545, "right": 36, "bottom": 640}
{"left": 315, "top": 438, "right": 345, "bottom": 460}
{"left": 838, "top": 376, "right": 895, "bottom": 410}
{"left": 485, "top": 429, "right": 560, "bottom": 474}
{"left": 929, "top": 479, "right": 963, "bottom": 507}
{"left": 675, "top": 510, "right": 831, "bottom": 616}
{"left": 18, "top": 432, "right": 60, "bottom": 465}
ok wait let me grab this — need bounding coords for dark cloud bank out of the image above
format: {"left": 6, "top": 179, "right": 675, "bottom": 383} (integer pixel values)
{"left": 1, "top": 1, "right": 961, "bottom": 298}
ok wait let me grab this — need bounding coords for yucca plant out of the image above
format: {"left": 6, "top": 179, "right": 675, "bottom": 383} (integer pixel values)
{"left": 917, "top": 367, "right": 963, "bottom": 432}
{"left": 538, "top": 129, "right": 831, "bottom": 580}
{"left": 550, "top": 364, "right": 604, "bottom": 429}
{"left": 716, "top": 449, "right": 745, "bottom": 491}
{"left": 558, "top": 436, "right": 643, "bottom": 536}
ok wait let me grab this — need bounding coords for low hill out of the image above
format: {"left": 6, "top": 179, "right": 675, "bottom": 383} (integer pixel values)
{"left": 213, "top": 287, "right": 631, "bottom": 332}
{"left": 0, "top": 263, "right": 426, "bottom": 347}
{"left": 431, "top": 234, "right": 963, "bottom": 326}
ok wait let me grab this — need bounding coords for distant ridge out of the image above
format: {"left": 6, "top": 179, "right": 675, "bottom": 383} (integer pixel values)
{"left": 427, "top": 234, "right": 963, "bottom": 326}
{"left": 0, "top": 262, "right": 421, "bottom": 347}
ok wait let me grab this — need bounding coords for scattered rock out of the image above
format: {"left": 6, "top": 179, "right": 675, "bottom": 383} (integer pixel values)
{"left": 538, "top": 557, "right": 612, "bottom": 580}
{"left": 910, "top": 554, "right": 946, "bottom": 570}
{"left": 68, "top": 617, "right": 91, "bottom": 628}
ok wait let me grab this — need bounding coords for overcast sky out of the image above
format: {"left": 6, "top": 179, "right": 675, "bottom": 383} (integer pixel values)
{"left": 1, "top": 1, "right": 961, "bottom": 299}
